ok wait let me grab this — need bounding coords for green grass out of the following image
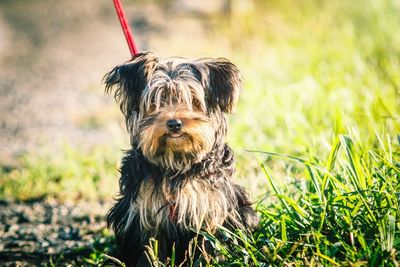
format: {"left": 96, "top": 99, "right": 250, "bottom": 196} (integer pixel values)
{"left": 206, "top": 134, "right": 400, "bottom": 266}
{"left": 218, "top": 0, "right": 400, "bottom": 184}
{"left": 1, "top": 0, "right": 399, "bottom": 265}
{"left": 0, "top": 145, "right": 119, "bottom": 201}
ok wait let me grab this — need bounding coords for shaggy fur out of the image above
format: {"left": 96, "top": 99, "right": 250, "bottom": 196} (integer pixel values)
{"left": 105, "top": 52, "right": 259, "bottom": 266}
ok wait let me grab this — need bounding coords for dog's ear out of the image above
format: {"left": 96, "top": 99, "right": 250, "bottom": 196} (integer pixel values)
{"left": 104, "top": 52, "right": 158, "bottom": 131}
{"left": 195, "top": 58, "right": 241, "bottom": 113}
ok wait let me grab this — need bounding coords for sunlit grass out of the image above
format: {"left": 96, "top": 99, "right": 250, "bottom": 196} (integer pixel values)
{"left": 0, "top": 145, "right": 120, "bottom": 201}
{"left": 201, "top": 133, "right": 400, "bottom": 266}
{"left": 214, "top": 0, "right": 400, "bottom": 184}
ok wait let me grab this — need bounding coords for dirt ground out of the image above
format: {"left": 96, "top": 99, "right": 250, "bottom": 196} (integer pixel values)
{"left": 0, "top": 199, "right": 110, "bottom": 266}
{"left": 0, "top": 0, "right": 138, "bottom": 166}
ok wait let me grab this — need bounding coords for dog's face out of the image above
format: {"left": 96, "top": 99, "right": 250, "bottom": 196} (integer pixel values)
{"left": 105, "top": 52, "right": 241, "bottom": 171}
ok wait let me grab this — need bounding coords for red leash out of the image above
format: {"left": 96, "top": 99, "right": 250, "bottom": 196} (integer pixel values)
{"left": 112, "top": 0, "right": 139, "bottom": 57}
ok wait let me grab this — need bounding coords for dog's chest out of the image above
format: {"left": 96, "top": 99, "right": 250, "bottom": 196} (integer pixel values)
{"left": 134, "top": 176, "right": 231, "bottom": 232}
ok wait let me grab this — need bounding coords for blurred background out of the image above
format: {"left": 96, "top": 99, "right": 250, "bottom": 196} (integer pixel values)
{"left": 0, "top": 0, "right": 399, "bottom": 265}
{"left": 0, "top": 0, "right": 399, "bottom": 200}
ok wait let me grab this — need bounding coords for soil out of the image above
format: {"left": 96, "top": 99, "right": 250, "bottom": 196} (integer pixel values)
{"left": 0, "top": 199, "right": 111, "bottom": 266}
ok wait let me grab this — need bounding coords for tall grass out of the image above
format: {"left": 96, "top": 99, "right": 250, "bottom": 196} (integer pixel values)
{"left": 202, "top": 133, "right": 399, "bottom": 266}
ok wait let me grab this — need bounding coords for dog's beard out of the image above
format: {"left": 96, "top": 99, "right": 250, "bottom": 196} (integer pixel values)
{"left": 138, "top": 115, "right": 215, "bottom": 172}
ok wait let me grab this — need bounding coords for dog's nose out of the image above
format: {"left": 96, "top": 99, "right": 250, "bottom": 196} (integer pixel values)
{"left": 167, "top": 119, "right": 183, "bottom": 132}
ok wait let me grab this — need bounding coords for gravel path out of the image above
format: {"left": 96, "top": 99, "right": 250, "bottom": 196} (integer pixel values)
{"left": 0, "top": 199, "right": 111, "bottom": 266}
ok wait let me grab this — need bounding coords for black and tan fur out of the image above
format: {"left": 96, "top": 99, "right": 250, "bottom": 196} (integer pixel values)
{"left": 105, "top": 52, "right": 259, "bottom": 266}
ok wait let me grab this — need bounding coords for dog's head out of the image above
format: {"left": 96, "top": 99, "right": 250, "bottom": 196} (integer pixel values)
{"left": 105, "top": 52, "right": 241, "bottom": 171}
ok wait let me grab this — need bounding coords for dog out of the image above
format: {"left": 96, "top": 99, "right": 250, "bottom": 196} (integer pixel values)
{"left": 104, "top": 52, "right": 259, "bottom": 266}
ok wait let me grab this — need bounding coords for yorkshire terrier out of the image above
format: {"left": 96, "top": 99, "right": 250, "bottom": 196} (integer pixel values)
{"left": 104, "top": 52, "right": 259, "bottom": 266}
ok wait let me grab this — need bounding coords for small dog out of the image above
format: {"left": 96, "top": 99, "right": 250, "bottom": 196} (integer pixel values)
{"left": 105, "top": 52, "right": 259, "bottom": 266}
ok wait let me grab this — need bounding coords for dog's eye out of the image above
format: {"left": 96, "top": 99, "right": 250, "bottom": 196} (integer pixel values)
{"left": 190, "top": 115, "right": 205, "bottom": 121}
{"left": 141, "top": 114, "right": 159, "bottom": 126}
{"left": 192, "top": 99, "right": 204, "bottom": 111}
